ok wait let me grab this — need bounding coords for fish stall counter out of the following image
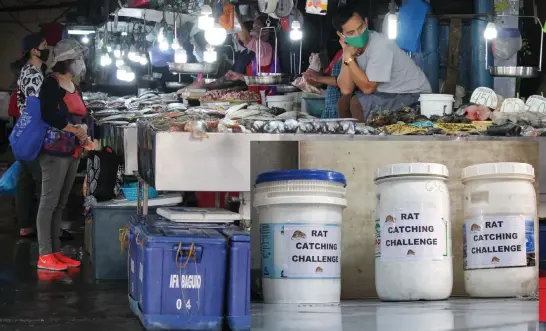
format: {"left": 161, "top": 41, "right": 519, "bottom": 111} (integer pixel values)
{"left": 135, "top": 123, "right": 540, "bottom": 193}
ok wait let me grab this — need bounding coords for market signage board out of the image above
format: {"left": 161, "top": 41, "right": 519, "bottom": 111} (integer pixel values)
{"left": 470, "top": 87, "right": 497, "bottom": 109}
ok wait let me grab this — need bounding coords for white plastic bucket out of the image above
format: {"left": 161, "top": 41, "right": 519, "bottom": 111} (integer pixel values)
{"left": 461, "top": 162, "right": 537, "bottom": 298}
{"left": 419, "top": 94, "right": 455, "bottom": 117}
{"left": 374, "top": 163, "right": 453, "bottom": 301}
{"left": 254, "top": 169, "right": 347, "bottom": 304}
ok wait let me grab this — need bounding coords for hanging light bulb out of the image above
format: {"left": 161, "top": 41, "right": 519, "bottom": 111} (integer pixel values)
{"left": 81, "top": 36, "right": 90, "bottom": 44}
{"left": 116, "top": 58, "right": 125, "bottom": 68}
{"left": 204, "top": 25, "right": 227, "bottom": 46}
{"left": 290, "top": 21, "right": 302, "bottom": 41}
{"left": 157, "top": 27, "right": 169, "bottom": 51}
{"left": 116, "top": 67, "right": 127, "bottom": 81}
{"left": 127, "top": 46, "right": 139, "bottom": 62}
{"left": 100, "top": 53, "right": 112, "bottom": 67}
{"left": 159, "top": 39, "right": 170, "bottom": 52}
{"left": 198, "top": 5, "right": 214, "bottom": 30}
{"left": 139, "top": 54, "right": 148, "bottom": 65}
{"left": 171, "top": 39, "right": 181, "bottom": 50}
{"left": 386, "top": 13, "right": 398, "bottom": 40}
{"left": 125, "top": 71, "right": 136, "bottom": 82}
{"left": 113, "top": 45, "right": 122, "bottom": 58}
{"left": 484, "top": 22, "right": 498, "bottom": 40}
{"left": 204, "top": 46, "right": 217, "bottom": 63}
{"left": 174, "top": 48, "right": 187, "bottom": 64}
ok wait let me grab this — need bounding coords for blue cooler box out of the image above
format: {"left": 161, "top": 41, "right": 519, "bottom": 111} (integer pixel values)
{"left": 222, "top": 229, "right": 250, "bottom": 331}
{"left": 130, "top": 226, "right": 227, "bottom": 330}
{"left": 128, "top": 215, "right": 237, "bottom": 315}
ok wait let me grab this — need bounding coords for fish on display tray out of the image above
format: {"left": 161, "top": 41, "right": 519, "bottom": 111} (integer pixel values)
{"left": 284, "top": 119, "right": 299, "bottom": 133}
{"left": 263, "top": 120, "right": 285, "bottom": 133}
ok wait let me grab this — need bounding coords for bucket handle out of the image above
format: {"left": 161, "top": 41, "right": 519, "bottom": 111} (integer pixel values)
{"left": 173, "top": 243, "right": 203, "bottom": 268}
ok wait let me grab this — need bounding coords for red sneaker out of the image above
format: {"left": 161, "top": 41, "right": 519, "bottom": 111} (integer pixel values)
{"left": 37, "top": 254, "right": 67, "bottom": 271}
{"left": 54, "top": 253, "right": 81, "bottom": 268}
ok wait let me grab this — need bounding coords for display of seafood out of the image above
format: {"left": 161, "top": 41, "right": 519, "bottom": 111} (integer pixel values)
{"left": 199, "top": 89, "right": 260, "bottom": 103}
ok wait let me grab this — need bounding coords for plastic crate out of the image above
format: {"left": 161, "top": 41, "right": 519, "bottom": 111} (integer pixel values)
{"left": 222, "top": 229, "right": 250, "bottom": 331}
{"left": 135, "top": 226, "right": 227, "bottom": 330}
{"left": 121, "top": 182, "right": 159, "bottom": 201}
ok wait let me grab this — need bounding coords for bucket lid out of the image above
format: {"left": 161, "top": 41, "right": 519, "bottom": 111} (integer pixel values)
{"left": 255, "top": 169, "right": 346, "bottom": 185}
{"left": 374, "top": 163, "right": 449, "bottom": 181}
{"left": 461, "top": 162, "right": 535, "bottom": 181}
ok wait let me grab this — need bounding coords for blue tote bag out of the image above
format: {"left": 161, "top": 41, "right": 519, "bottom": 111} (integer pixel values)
{"left": 9, "top": 95, "right": 48, "bottom": 162}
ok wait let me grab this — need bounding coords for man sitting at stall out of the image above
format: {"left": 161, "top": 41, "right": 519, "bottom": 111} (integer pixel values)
{"left": 333, "top": 2, "right": 431, "bottom": 121}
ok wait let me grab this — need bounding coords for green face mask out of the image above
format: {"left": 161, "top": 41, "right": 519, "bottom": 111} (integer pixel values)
{"left": 345, "top": 29, "right": 369, "bottom": 48}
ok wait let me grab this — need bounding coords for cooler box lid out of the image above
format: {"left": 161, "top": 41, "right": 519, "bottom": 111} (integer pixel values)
{"left": 143, "top": 226, "right": 226, "bottom": 245}
{"left": 93, "top": 193, "right": 183, "bottom": 208}
{"left": 157, "top": 207, "right": 240, "bottom": 223}
{"left": 222, "top": 229, "right": 250, "bottom": 242}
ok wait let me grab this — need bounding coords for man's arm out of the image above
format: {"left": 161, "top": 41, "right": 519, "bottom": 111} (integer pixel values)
{"left": 337, "top": 63, "right": 355, "bottom": 95}
{"left": 346, "top": 61, "right": 379, "bottom": 95}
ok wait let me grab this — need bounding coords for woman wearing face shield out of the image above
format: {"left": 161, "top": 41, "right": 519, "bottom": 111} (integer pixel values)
{"left": 35, "top": 39, "right": 88, "bottom": 271}
{"left": 11, "top": 33, "right": 49, "bottom": 237}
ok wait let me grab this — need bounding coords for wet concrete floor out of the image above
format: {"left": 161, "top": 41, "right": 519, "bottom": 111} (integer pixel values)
{"left": 252, "top": 299, "right": 540, "bottom": 331}
{"left": 0, "top": 196, "right": 142, "bottom": 330}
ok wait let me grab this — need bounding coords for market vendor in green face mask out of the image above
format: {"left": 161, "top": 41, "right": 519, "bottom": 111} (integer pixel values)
{"left": 333, "top": 3, "right": 432, "bottom": 122}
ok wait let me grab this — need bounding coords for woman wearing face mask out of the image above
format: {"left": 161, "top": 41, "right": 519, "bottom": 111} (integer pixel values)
{"left": 11, "top": 33, "right": 49, "bottom": 238}
{"left": 36, "top": 39, "right": 88, "bottom": 271}
{"left": 226, "top": 13, "right": 279, "bottom": 96}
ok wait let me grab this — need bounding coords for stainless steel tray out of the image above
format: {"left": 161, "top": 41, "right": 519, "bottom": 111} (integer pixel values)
{"left": 165, "top": 82, "right": 186, "bottom": 89}
{"left": 276, "top": 85, "right": 298, "bottom": 93}
{"left": 489, "top": 66, "right": 540, "bottom": 78}
{"left": 244, "top": 73, "right": 291, "bottom": 86}
{"left": 168, "top": 62, "right": 219, "bottom": 74}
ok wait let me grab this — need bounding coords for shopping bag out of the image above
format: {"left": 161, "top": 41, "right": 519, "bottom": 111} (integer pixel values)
{"left": 0, "top": 162, "right": 20, "bottom": 196}
{"left": 9, "top": 96, "right": 48, "bottom": 162}
{"left": 86, "top": 147, "right": 122, "bottom": 202}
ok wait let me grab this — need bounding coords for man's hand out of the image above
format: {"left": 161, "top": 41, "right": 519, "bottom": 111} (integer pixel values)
{"left": 337, "top": 32, "right": 357, "bottom": 58}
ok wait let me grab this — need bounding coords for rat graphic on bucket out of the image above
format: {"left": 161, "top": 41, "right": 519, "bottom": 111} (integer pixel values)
{"left": 255, "top": 169, "right": 347, "bottom": 304}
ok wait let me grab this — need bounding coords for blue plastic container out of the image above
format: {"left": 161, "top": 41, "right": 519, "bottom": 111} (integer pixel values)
{"left": 128, "top": 215, "right": 144, "bottom": 305}
{"left": 302, "top": 97, "right": 325, "bottom": 117}
{"left": 134, "top": 226, "right": 227, "bottom": 330}
{"left": 222, "top": 229, "right": 250, "bottom": 331}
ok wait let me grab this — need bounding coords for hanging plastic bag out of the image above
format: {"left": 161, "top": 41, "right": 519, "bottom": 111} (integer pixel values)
{"left": 492, "top": 28, "right": 522, "bottom": 60}
{"left": 0, "top": 162, "right": 20, "bottom": 196}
